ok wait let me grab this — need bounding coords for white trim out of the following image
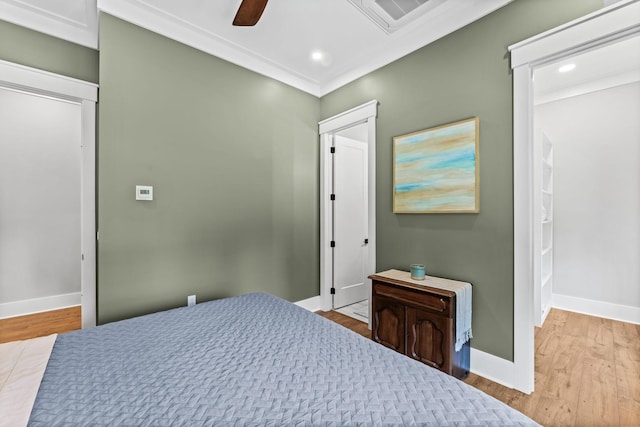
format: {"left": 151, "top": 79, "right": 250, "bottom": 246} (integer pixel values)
{"left": 319, "top": 133, "right": 334, "bottom": 313}
{"left": 80, "top": 100, "right": 97, "bottom": 329}
{"left": 509, "top": 0, "right": 640, "bottom": 68}
{"left": 0, "top": 0, "right": 98, "bottom": 49}
{"left": 553, "top": 294, "right": 640, "bottom": 325}
{"left": 509, "top": 0, "right": 640, "bottom": 394}
{"left": 470, "top": 348, "right": 517, "bottom": 390}
{"left": 0, "top": 60, "right": 98, "bottom": 102}
{"left": 0, "top": 293, "right": 81, "bottom": 320}
{"left": 319, "top": 101, "right": 378, "bottom": 317}
{"left": 294, "top": 296, "right": 323, "bottom": 312}
{"left": 0, "top": 60, "right": 97, "bottom": 328}
{"left": 318, "top": 100, "right": 378, "bottom": 134}
{"left": 365, "top": 115, "right": 377, "bottom": 331}
{"left": 512, "top": 63, "right": 535, "bottom": 394}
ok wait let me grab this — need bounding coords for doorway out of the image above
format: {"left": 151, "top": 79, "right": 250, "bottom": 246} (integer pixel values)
{"left": 509, "top": 1, "right": 640, "bottom": 393}
{"left": 533, "top": 37, "right": 640, "bottom": 326}
{"left": 319, "top": 100, "right": 377, "bottom": 323}
{"left": 332, "top": 130, "right": 369, "bottom": 309}
{"left": 0, "top": 60, "right": 97, "bottom": 328}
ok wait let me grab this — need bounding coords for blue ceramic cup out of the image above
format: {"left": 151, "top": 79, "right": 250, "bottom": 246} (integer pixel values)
{"left": 410, "top": 264, "right": 425, "bottom": 280}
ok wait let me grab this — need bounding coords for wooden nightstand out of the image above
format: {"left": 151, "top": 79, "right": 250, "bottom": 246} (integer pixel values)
{"left": 369, "top": 269, "right": 471, "bottom": 380}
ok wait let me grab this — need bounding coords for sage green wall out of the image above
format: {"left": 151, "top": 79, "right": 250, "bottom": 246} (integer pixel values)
{"left": 98, "top": 14, "right": 320, "bottom": 323}
{"left": 320, "top": 0, "right": 600, "bottom": 360}
{"left": 0, "top": 19, "right": 98, "bottom": 83}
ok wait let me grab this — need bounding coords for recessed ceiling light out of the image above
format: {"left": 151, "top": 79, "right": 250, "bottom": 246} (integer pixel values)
{"left": 558, "top": 63, "right": 576, "bottom": 73}
{"left": 310, "top": 50, "right": 333, "bottom": 67}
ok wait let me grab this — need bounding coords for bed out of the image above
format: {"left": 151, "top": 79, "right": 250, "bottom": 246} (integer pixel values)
{"left": 14, "top": 293, "right": 538, "bottom": 426}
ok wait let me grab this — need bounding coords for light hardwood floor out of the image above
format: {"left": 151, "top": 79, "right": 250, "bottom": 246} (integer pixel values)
{"left": 0, "top": 306, "right": 81, "bottom": 344}
{"left": 318, "top": 308, "right": 640, "bottom": 427}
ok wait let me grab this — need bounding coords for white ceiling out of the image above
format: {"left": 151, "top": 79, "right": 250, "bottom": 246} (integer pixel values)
{"left": 534, "top": 34, "right": 640, "bottom": 105}
{"left": 1, "top": 0, "right": 513, "bottom": 96}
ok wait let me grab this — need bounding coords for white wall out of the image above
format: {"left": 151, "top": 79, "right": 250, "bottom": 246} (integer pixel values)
{"left": 0, "top": 87, "right": 82, "bottom": 316}
{"left": 535, "top": 82, "right": 640, "bottom": 319}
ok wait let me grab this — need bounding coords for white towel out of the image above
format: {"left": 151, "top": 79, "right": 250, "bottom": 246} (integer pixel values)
{"left": 375, "top": 270, "right": 472, "bottom": 352}
{"left": 446, "top": 281, "right": 472, "bottom": 352}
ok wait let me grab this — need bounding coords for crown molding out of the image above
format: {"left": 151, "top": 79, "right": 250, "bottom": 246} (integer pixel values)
{"left": 0, "top": 0, "right": 98, "bottom": 48}
{"left": 97, "top": 0, "right": 324, "bottom": 96}
{"left": 6, "top": 0, "right": 513, "bottom": 97}
{"left": 98, "top": 0, "right": 512, "bottom": 97}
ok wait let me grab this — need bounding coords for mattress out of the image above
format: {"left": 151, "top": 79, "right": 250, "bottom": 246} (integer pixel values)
{"left": 29, "top": 293, "right": 539, "bottom": 426}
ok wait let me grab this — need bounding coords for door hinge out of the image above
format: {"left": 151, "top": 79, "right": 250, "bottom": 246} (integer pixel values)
{"left": 330, "top": 147, "right": 335, "bottom": 154}
{"left": 364, "top": 238, "right": 369, "bottom": 244}
{"left": 330, "top": 287, "right": 336, "bottom": 295}
{"left": 330, "top": 241, "right": 335, "bottom": 247}
{"left": 330, "top": 194, "right": 335, "bottom": 201}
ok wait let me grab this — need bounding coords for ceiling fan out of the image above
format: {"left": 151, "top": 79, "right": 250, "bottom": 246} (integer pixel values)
{"left": 233, "top": 0, "right": 269, "bottom": 26}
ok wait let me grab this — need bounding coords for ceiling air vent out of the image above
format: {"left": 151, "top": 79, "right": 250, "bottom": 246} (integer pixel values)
{"left": 375, "top": 0, "right": 428, "bottom": 20}
{"left": 348, "top": 0, "right": 446, "bottom": 34}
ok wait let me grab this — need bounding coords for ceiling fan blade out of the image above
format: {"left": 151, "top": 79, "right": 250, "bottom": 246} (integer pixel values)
{"left": 233, "top": 0, "right": 269, "bottom": 26}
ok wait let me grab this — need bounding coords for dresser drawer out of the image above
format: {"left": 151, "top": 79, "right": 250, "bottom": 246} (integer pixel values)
{"left": 373, "top": 282, "right": 452, "bottom": 317}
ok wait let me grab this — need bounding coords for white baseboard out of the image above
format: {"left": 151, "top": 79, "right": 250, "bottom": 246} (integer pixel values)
{"left": 470, "top": 347, "right": 516, "bottom": 390}
{"left": 295, "top": 295, "right": 323, "bottom": 312}
{"left": 0, "top": 293, "right": 81, "bottom": 320}
{"left": 552, "top": 293, "right": 640, "bottom": 325}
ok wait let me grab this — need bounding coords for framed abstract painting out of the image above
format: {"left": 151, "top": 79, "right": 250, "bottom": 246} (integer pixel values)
{"left": 393, "top": 118, "right": 479, "bottom": 213}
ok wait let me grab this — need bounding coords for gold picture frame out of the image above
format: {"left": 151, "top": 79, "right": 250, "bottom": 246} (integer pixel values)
{"left": 393, "top": 118, "right": 479, "bottom": 213}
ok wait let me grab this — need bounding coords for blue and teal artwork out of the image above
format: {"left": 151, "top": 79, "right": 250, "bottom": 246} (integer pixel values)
{"left": 393, "top": 118, "right": 479, "bottom": 213}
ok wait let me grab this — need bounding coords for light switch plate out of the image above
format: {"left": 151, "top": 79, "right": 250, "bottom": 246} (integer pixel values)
{"left": 136, "top": 185, "right": 153, "bottom": 201}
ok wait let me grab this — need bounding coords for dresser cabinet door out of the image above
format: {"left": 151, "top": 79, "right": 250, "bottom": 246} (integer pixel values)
{"left": 406, "top": 307, "right": 453, "bottom": 374}
{"left": 372, "top": 296, "right": 405, "bottom": 353}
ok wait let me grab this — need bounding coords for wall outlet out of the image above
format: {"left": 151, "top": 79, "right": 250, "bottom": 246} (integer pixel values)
{"left": 187, "top": 295, "right": 196, "bottom": 307}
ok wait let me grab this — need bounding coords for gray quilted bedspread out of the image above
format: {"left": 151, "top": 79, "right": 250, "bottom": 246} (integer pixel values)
{"left": 29, "top": 293, "right": 539, "bottom": 426}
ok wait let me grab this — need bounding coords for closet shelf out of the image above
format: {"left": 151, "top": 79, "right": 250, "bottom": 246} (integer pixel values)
{"left": 538, "top": 132, "right": 554, "bottom": 328}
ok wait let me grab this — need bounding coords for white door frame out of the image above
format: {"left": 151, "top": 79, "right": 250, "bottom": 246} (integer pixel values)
{"left": 0, "top": 60, "right": 98, "bottom": 328}
{"left": 508, "top": 0, "right": 640, "bottom": 393}
{"left": 319, "top": 100, "right": 378, "bottom": 316}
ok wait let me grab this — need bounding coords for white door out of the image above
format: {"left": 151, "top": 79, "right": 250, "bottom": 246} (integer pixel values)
{"left": 0, "top": 87, "right": 82, "bottom": 315}
{"left": 332, "top": 135, "right": 368, "bottom": 308}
